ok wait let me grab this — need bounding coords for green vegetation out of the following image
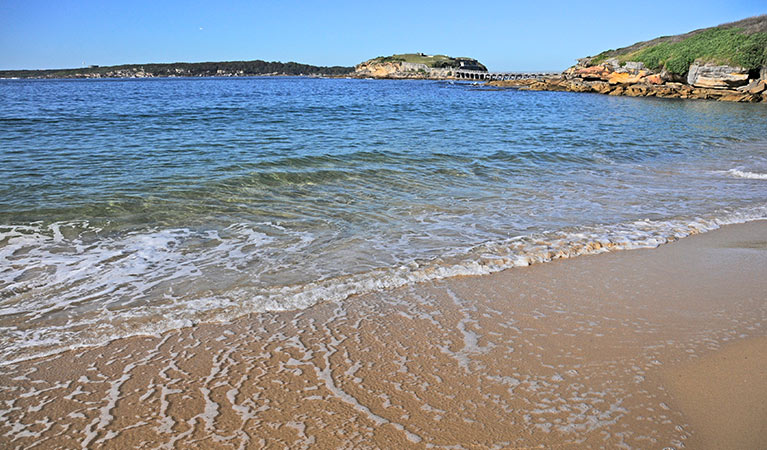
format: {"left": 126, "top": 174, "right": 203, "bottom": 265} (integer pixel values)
{"left": 622, "top": 28, "right": 767, "bottom": 74}
{"left": 0, "top": 60, "right": 355, "bottom": 79}
{"left": 589, "top": 51, "right": 614, "bottom": 66}
{"left": 588, "top": 16, "right": 767, "bottom": 75}
{"left": 367, "top": 53, "right": 486, "bottom": 70}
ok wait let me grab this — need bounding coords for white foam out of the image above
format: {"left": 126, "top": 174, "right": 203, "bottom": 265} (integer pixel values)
{"left": 726, "top": 169, "right": 767, "bottom": 180}
{"left": 1, "top": 204, "right": 766, "bottom": 366}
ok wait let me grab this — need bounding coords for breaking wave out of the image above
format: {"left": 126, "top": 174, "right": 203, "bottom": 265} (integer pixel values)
{"left": 727, "top": 168, "right": 767, "bottom": 180}
{"left": 1, "top": 204, "right": 765, "bottom": 366}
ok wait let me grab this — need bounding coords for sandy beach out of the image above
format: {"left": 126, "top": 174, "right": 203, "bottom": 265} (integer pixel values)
{"left": 1, "top": 220, "right": 765, "bottom": 448}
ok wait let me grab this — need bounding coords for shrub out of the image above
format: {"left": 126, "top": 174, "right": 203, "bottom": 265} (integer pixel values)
{"left": 596, "top": 27, "right": 767, "bottom": 75}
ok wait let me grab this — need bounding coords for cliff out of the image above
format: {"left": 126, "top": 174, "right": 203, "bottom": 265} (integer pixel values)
{"left": 354, "top": 53, "right": 487, "bottom": 79}
{"left": 491, "top": 15, "right": 767, "bottom": 102}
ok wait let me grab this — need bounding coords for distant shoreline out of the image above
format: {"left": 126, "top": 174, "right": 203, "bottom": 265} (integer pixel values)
{"left": 0, "top": 74, "right": 353, "bottom": 80}
{"left": 0, "top": 59, "right": 354, "bottom": 80}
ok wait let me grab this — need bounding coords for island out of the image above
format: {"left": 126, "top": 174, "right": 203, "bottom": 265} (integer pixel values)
{"left": 353, "top": 53, "right": 487, "bottom": 79}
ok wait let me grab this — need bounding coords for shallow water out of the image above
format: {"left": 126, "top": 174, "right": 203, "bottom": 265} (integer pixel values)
{"left": 1, "top": 77, "right": 766, "bottom": 362}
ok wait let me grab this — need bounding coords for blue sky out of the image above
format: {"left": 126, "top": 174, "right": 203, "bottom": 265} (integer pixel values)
{"left": 1, "top": 1, "right": 765, "bottom": 71}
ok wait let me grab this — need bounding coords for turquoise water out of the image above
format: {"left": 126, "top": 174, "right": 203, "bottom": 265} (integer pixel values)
{"left": 1, "top": 77, "right": 766, "bottom": 362}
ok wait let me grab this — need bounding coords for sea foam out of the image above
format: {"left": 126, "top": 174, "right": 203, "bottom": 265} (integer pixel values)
{"left": 1, "top": 204, "right": 765, "bottom": 366}
{"left": 727, "top": 169, "right": 767, "bottom": 180}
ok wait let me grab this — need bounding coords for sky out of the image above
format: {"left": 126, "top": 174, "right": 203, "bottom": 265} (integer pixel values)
{"left": 1, "top": 0, "right": 765, "bottom": 72}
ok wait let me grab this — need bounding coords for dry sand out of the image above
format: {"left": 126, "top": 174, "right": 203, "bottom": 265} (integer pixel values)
{"left": 0, "top": 220, "right": 765, "bottom": 449}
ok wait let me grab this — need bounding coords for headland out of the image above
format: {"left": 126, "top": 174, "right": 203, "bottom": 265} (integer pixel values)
{"left": 491, "top": 15, "right": 767, "bottom": 103}
{"left": 353, "top": 53, "right": 486, "bottom": 79}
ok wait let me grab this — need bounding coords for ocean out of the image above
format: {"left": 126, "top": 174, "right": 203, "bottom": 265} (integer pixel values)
{"left": 1, "top": 76, "right": 766, "bottom": 364}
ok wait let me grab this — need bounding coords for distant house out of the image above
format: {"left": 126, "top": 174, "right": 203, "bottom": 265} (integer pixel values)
{"left": 88, "top": 65, "right": 100, "bottom": 68}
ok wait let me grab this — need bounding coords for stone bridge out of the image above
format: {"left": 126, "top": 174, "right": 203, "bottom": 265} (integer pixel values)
{"left": 454, "top": 69, "right": 560, "bottom": 81}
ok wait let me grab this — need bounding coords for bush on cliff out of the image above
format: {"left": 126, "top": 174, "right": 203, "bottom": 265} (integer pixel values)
{"left": 590, "top": 15, "right": 767, "bottom": 75}
{"left": 629, "top": 28, "right": 767, "bottom": 74}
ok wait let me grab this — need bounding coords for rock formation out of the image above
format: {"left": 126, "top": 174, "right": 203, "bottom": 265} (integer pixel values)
{"left": 354, "top": 54, "right": 487, "bottom": 79}
{"left": 490, "top": 15, "right": 767, "bottom": 103}
{"left": 686, "top": 63, "right": 751, "bottom": 88}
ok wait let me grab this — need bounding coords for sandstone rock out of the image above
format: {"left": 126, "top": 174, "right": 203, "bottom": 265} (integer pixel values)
{"left": 567, "top": 81, "right": 594, "bottom": 93}
{"left": 749, "top": 80, "right": 766, "bottom": 95}
{"left": 719, "top": 92, "right": 759, "bottom": 102}
{"left": 644, "top": 74, "right": 663, "bottom": 85}
{"left": 690, "top": 88, "right": 711, "bottom": 100}
{"left": 354, "top": 60, "right": 465, "bottom": 79}
{"left": 719, "top": 93, "right": 745, "bottom": 102}
{"left": 624, "top": 84, "right": 649, "bottom": 97}
{"left": 590, "top": 81, "right": 613, "bottom": 94}
{"left": 609, "top": 86, "right": 625, "bottom": 96}
{"left": 575, "top": 65, "right": 611, "bottom": 81}
{"left": 524, "top": 81, "right": 552, "bottom": 91}
{"left": 686, "top": 62, "right": 750, "bottom": 89}
{"left": 607, "top": 71, "right": 647, "bottom": 85}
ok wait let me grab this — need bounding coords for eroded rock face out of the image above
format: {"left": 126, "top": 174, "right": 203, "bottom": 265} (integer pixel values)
{"left": 686, "top": 63, "right": 750, "bottom": 89}
{"left": 354, "top": 58, "right": 480, "bottom": 79}
{"left": 568, "top": 59, "right": 655, "bottom": 85}
{"left": 549, "top": 55, "right": 764, "bottom": 102}
{"left": 489, "top": 77, "right": 766, "bottom": 103}
{"left": 354, "top": 61, "right": 450, "bottom": 79}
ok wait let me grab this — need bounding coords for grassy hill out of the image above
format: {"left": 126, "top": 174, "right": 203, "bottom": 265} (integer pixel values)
{"left": 365, "top": 53, "right": 487, "bottom": 71}
{"left": 589, "top": 15, "right": 767, "bottom": 75}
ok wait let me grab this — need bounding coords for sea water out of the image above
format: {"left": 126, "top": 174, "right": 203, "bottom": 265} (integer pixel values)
{"left": 1, "top": 77, "right": 766, "bottom": 363}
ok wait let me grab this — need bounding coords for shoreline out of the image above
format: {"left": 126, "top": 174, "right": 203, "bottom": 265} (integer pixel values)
{"left": 8, "top": 74, "right": 763, "bottom": 106}
{"left": 4, "top": 204, "right": 765, "bottom": 368}
{"left": 1, "top": 220, "right": 765, "bottom": 448}
{"left": 488, "top": 76, "right": 767, "bottom": 103}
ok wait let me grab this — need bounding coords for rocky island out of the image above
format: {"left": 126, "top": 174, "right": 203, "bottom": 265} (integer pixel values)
{"left": 354, "top": 53, "right": 487, "bottom": 79}
{"left": 491, "top": 15, "right": 767, "bottom": 102}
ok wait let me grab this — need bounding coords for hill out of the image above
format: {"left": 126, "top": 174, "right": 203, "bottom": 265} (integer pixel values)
{"left": 491, "top": 15, "right": 767, "bottom": 103}
{"left": 354, "top": 53, "right": 486, "bottom": 79}
{"left": 0, "top": 60, "right": 355, "bottom": 79}
{"left": 587, "top": 15, "right": 767, "bottom": 76}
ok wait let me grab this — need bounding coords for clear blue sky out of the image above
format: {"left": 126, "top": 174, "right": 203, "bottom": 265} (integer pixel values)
{"left": 1, "top": 0, "right": 765, "bottom": 71}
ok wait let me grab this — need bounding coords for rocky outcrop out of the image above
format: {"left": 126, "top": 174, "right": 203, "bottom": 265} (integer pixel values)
{"left": 496, "top": 55, "right": 766, "bottom": 103}
{"left": 354, "top": 54, "right": 486, "bottom": 79}
{"left": 502, "top": 15, "right": 767, "bottom": 103}
{"left": 686, "top": 63, "right": 750, "bottom": 88}
{"left": 354, "top": 61, "right": 456, "bottom": 79}
{"left": 489, "top": 76, "right": 767, "bottom": 103}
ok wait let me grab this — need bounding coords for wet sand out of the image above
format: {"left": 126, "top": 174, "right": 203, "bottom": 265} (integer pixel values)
{"left": 1, "top": 220, "right": 765, "bottom": 449}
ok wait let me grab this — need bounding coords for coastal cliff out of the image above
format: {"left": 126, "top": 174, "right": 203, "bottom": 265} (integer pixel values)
{"left": 354, "top": 53, "right": 487, "bottom": 79}
{"left": 491, "top": 15, "right": 767, "bottom": 102}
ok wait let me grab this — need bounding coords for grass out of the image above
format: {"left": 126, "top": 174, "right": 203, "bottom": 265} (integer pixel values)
{"left": 590, "top": 27, "right": 767, "bottom": 75}
{"left": 368, "top": 54, "right": 480, "bottom": 69}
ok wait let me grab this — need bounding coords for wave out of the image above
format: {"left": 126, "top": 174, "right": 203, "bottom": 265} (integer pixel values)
{"left": 727, "top": 168, "right": 767, "bottom": 180}
{"left": 1, "top": 204, "right": 766, "bottom": 366}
